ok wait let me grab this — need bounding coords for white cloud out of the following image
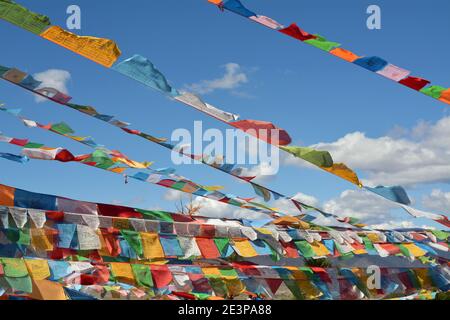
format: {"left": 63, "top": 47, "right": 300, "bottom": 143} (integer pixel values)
{"left": 369, "top": 220, "right": 434, "bottom": 230}
{"left": 162, "top": 190, "right": 266, "bottom": 220}
{"left": 322, "top": 189, "right": 398, "bottom": 223}
{"left": 237, "top": 162, "right": 278, "bottom": 183}
{"left": 320, "top": 189, "right": 439, "bottom": 229}
{"left": 33, "top": 69, "right": 71, "bottom": 103}
{"left": 191, "top": 197, "right": 266, "bottom": 220}
{"left": 422, "top": 189, "right": 450, "bottom": 213}
{"left": 163, "top": 189, "right": 183, "bottom": 201}
{"left": 292, "top": 192, "right": 320, "bottom": 208}
{"left": 186, "top": 63, "right": 248, "bottom": 94}
{"left": 269, "top": 192, "right": 320, "bottom": 216}
{"left": 288, "top": 116, "right": 450, "bottom": 186}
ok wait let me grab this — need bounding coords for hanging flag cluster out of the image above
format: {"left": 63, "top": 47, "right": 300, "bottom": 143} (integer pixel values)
{"left": 0, "top": 85, "right": 369, "bottom": 230}
{"left": 1, "top": 257, "right": 448, "bottom": 300}
{"left": 1, "top": 0, "right": 446, "bottom": 227}
{"left": 0, "top": 131, "right": 310, "bottom": 219}
{"left": 207, "top": 0, "right": 450, "bottom": 106}
{"left": 3, "top": 201, "right": 448, "bottom": 264}
{"left": 0, "top": 2, "right": 367, "bottom": 197}
{"left": 1, "top": 63, "right": 448, "bottom": 228}
{"left": 0, "top": 183, "right": 449, "bottom": 300}
{"left": 1, "top": 82, "right": 448, "bottom": 230}
{"left": 0, "top": 0, "right": 449, "bottom": 301}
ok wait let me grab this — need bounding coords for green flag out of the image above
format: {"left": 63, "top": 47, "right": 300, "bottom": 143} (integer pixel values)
{"left": 304, "top": 34, "right": 341, "bottom": 52}
{"left": 294, "top": 241, "right": 315, "bottom": 258}
{"left": 120, "top": 230, "right": 143, "bottom": 256}
{"left": 131, "top": 264, "right": 153, "bottom": 288}
{"left": 281, "top": 146, "right": 333, "bottom": 168}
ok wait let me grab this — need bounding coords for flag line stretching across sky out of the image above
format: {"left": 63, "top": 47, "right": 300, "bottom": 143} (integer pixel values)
{"left": 207, "top": 0, "right": 450, "bottom": 106}
{"left": 0, "top": 0, "right": 449, "bottom": 301}
{"left": 0, "top": 0, "right": 448, "bottom": 227}
{"left": 0, "top": 65, "right": 449, "bottom": 228}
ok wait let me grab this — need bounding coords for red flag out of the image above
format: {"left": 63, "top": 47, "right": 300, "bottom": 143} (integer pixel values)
{"left": 279, "top": 23, "right": 316, "bottom": 41}
{"left": 399, "top": 76, "right": 430, "bottom": 91}
{"left": 151, "top": 265, "right": 173, "bottom": 289}
{"left": 230, "top": 119, "right": 292, "bottom": 146}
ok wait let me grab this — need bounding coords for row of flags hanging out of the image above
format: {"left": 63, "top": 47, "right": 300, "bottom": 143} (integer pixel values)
{"left": 207, "top": 0, "right": 450, "bottom": 106}
{"left": 1, "top": 183, "right": 449, "bottom": 262}
{"left": 2, "top": 0, "right": 446, "bottom": 223}
{"left": 1, "top": 257, "right": 448, "bottom": 300}
{"left": 0, "top": 0, "right": 448, "bottom": 300}
{"left": 0, "top": 182, "right": 449, "bottom": 300}
{"left": 0, "top": 65, "right": 449, "bottom": 226}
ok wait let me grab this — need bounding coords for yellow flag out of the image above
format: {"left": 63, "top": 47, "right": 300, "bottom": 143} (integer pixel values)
{"left": 108, "top": 167, "right": 127, "bottom": 174}
{"left": 40, "top": 26, "right": 121, "bottom": 68}
{"left": 272, "top": 215, "right": 310, "bottom": 229}
{"left": 140, "top": 233, "right": 165, "bottom": 259}
{"left": 414, "top": 269, "right": 432, "bottom": 289}
{"left": 97, "top": 230, "right": 110, "bottom": 257}
{"left": 31, "top": 228, "right": 53, "bottom": 251}
{"left": 224, "top": 278, "right": 246, "bottom": 297}
{"left": 202, "top": 185, "right": 225, "bottom": 192}
{"left": 232, "top": 239, "right": 258, "bottom": 258}
{"left": 202, "top": 267, "right": 222, "bottom": 277}
{"left": 30, "top": 279, "right": 67, "bottom": 300}
{"left": 367, "top": 233, "right": 381, "bottom": 243}
{"left": 310, "top": 241, "right": 331, "bottom": 256}
{"left": 322, "top": 163, "right": 361, "bottom": 187}
{"left": 25, "top": 259, "right": 51, "bottom": 280}
{"left": 403, "top": 243, "right": 426, "bottom": 257}
{"left": 110, "top": 263, "right": 135, "bottom": 284}
{"left": 297, "top": 280, "right": 322, "bottom": 299}
{"left": 289, "top": 269, "right": 322, "bottom": 299}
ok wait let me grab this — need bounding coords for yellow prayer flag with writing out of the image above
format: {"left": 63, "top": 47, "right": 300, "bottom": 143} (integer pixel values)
{"left": 402, "top": 243, "right": 426, "bottom": 257}
{"left": 414, "top": 269, "right": 432, "bottom": 289}
{"left": 40, "top": 26, "right": 121, "bottom": 68}
{"left": 110, "top": 262, "right": 135, "bottom": 284}
{"left": 232, "top": 239, "right": 258, "bottom": 258}
{"left": 322, "top": 163, "right": 361, "bottom": 187}
{"left": 140, "top": 233, "right": 165, "bottom": 259}
{"left": 25, "top": 259, "right": 51, "bottom": 280}
{"left": 367, "top": 233, "right": 381, "bottom": 243}
{"left": 31, "top": 228, "right": 53, "bottom": 251}
{"left": 97, "top": 230, "right": 110, "bottom": 257}
{"left": 311, "top": 241, "right": 331, "bottom": 256}
{"left": 202, "top": 267, "right": 222, "bottom": 277}
{"left": 224, "top": 278, "right": 246, "bottom": 297}
{"left": 30, "top": 279, "right": 67, "bottom": 300}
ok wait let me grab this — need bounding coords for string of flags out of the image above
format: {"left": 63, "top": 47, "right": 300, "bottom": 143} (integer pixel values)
{"left": 0, "top": 3, "right": 447, "bottom": 214}
{"left": 1, "top": 63, "right": 448, "bottom": 228}
{"left": 0, "top": 99, "right": 449, "bottom": 228}
{"left": 0, "top": 184, "right": 449, "bottom": 263}
{"left": 0, "top": 0, "right": 448, "bottom": 300}
{"left": 0, "top": 93, "right": 448, "bottom": 229}
{"left": 0, "top": 1, "right": 378, "bottom": 201}
{"left": 0, "top": 131, "right": 310, "bottom": 220}
{"left": 0, "top": 183, "right": 449, "bottom": 300}
{"left": 1, "top": 256, "right": 448, "bottom": 300}
{"left": 207, "top": 0, "right": 450, "bottom": 106}
{"left": 0, "top": 92, "right": 364, "bottom": 228}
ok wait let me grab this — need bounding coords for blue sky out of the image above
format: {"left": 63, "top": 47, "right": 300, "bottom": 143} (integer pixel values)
{"left": 0, "top": 0, "right": 449, "bottom": 228}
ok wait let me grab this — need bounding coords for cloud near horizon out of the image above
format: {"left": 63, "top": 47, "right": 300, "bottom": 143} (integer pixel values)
{"left": 33, "top": 69, "right": 71, "bottom": 103}
{"left": 283, "top": 116, "right": 450, "bottom": 187}
{"left": 186, "top": 63, "right": 248, "bottom": 95}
